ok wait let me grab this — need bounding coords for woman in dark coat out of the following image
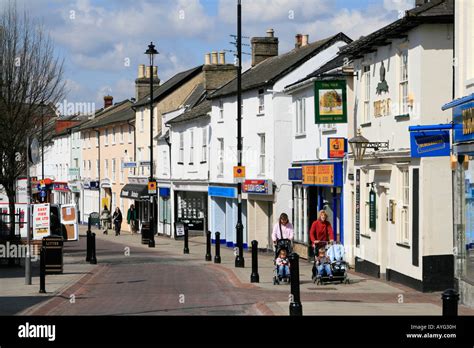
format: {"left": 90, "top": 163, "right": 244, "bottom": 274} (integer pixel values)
{"left": 112, "top": 207, "right": 123, "bottom": 236}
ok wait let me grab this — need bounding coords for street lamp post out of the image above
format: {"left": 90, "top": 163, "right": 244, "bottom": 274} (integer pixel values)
{"left": 145, "top": 42, "right": 158, "bottom": 248}
{"left": 349, "top": 129, "right": 389, "bottom": 161}
{"left": 235, "top": 0, "right": 244, "bottom": 268}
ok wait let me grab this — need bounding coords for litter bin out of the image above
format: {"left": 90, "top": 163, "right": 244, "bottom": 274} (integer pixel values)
{"left": 141, "top": 222, "right": 151, "bottom": 245}
{"left": 42, "top": 235, "right": 64, "bottom": 274}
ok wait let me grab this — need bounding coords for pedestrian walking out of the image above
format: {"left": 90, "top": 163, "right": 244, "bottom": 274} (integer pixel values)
{"left": 100, "top": 205, "right": 111, "bottom": 235}
{"left": 309, "top": 210, "right": 334, "bottom": 252}
{"left": 127, "top": 204, "right": 138, "bottom": 234}
{"left": 271, "top": 213, "right": 294, "bottom": 245}
{"left": 112, "top": 207, "right": 123, "bottom": 236}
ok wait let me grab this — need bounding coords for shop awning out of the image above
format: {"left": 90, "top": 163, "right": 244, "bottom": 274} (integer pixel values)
{"left": 120, "top": 184, "right": 149, "bottom": 200}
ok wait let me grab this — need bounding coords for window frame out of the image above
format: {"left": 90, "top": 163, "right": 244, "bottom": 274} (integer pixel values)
{"left": 258, "top": 133, "right": 266, "bottom": 176}
{"left": 399, "top": 50, "right": 409, "bottom": 115}
{"left": 363, "top": 65, "right": 371, "bottom": 124}
{"left": 258, "top": 89, "right": 265, "bottom": 115}
{"left": 218, "top": 138, "right": 224, "bottom": 177}
{"left": 179, "top": 133, "right": 184, "bottom": 164}
{"left": 189, "top": 129, "right": 194, "bottom": 165}
{"left": 201, "top": 127, "right": 207, "bottom": 163}
{"left": 399, "top": 167, "right": 410, "bottom": 245}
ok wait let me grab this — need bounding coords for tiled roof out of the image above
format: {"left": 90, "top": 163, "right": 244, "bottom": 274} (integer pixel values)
{"left": 209, "top": 32, "right": 352, "bottom": 99}
{"left": 78, "top": 100, "right": 133, "bottom": 131}
{"left": 340, "top": 0, "right": 453, "bottom": 58}
{"left": 133, "top": 65, "right": 203, "bottom": 108}
{"left": 166, "top": 99, "right": 211, "bottom": 125}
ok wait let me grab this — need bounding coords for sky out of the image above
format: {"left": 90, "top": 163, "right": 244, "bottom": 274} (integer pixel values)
{"left": 2, "top": 0, "right": 414, "bottom": 109}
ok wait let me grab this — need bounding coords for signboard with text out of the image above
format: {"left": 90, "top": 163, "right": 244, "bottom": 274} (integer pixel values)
{"left": 302, "top": 165, "right": 335, "bottom": 186}
{"left": 328, "top": 138, "right": 347, "bottom": 158}
{"left": 33, "top": 203, "right": 50, "bottom": 240}
{"left": 242, "top": 180, "right": 272, "bottom": 195}
{"left": 410, "top": 131, "right": 450, "bottom": 158}
{"left": 315, "top": 80, "right": 347, "bottom": 124}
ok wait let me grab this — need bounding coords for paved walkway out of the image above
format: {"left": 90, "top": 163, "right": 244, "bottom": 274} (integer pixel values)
{"left": 2, "top": 225, "right": 474, "bottom": 316}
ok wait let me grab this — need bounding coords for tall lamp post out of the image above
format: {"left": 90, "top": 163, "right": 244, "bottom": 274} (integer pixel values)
{"left": 235, "top": 0, "right": 244, "bottom": 268}
{"left": 349, "top": 129, "right": 389, "bottom": 161}
{"left": 145, "top": 42, "right": 158, "bottom": 248}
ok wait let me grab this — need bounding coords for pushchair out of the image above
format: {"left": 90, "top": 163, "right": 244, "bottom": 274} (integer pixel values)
{"left": 312, "top": 242, "right": 349, "bottom": 285}
{"left": 273, "top": 239, "right": 292, "bottom": 285}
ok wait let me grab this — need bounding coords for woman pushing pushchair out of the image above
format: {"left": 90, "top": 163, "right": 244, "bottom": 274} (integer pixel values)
{"left": 271, "top": 213, "right": 294, "bottom": 285}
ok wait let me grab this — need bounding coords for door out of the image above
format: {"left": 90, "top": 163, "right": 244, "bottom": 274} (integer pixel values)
{"left": 60, "top": 204, "right": 79, "bottom": 241}
{"left": 377, "top": 187, "right": 388, "bottom": 277}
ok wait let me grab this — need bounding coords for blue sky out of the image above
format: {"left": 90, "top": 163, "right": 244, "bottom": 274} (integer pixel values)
{"left": 3, "top": 0, "right": 414, "bottom": 108}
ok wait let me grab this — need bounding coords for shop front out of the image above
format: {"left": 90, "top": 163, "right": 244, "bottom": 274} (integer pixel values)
{"left": 52, "top": 182, "right": 72, "bottom": 205}
{"left": 174, "top": 187, "right": 207, "bottom": 236}
{"left": 158, "top": 186, "right": 171, "bottom": 237}
{"left": 208, "top": 185, "right": 247, "bottom": 249}
{"left": 244, "top": 180, "right": 271, "bottom": 250}
{"left": 83, "top": 179, "right": 100, "bottom": 223}
{"left": 120, "top": 177, "right": 149, "bottom": 233}
{"left": 290, "top": 162, "right": 344, "bottom": 259}
{"left": 100, "top": 179, "right": 112, "bottom": 210}
{"left": 443, "top": 94, "right": 474, "bottom": 306}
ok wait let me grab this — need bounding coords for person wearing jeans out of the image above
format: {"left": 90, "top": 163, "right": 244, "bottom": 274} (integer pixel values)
{"left": 316, "top": 248, "right": 333, "bottom": 278}
{"left": 276, "top": 249, "right": 290, "bottom": 279}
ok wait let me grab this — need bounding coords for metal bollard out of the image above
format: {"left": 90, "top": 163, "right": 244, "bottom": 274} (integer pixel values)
{"left": 214, "top": 232, "right": 221, "bottom": 264}
{"left": 183, "top": 225, "right": 189, "bottom": 254}
{"left": 250, "top": 240, "right": 259, "bottom": 283}
{"left": 39, "top": 247, "right": 46, "bottom": 293}
{"left": 442, "top": 289, "right": 459, "bottom": 316}
{"left": 289, "top": 252, "right": 303, "bottom": 316}
{"left": 148, "top": 221, "right": 156, "bottom": 248}
{"left": 205, "top": 231, "right": 212, "bottom": 261}
{"left": 86, "top": 229, "right": 92, "bottom": 262}
{"left": 90, "top": 233, "right": 97, "bottom": 265}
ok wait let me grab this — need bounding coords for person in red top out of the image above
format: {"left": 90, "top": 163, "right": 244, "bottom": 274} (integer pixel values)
{"left": 309, "top": 210, "right": 334, "bottom": 252}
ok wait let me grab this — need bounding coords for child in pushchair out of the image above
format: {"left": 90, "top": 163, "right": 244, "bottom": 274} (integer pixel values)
{"left": 312, "top": 241, "right": 349, "bottom": 285}
{"left": 273, "top": 239, "right": 292, "bottom": 285}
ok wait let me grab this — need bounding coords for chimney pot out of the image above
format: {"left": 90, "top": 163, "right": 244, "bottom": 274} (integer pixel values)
{"left": 104, "top": 95, "right": 113, "bottom": 109}
{"left": 266, "top": 29, "right": 274, "bottom": 38}
{"left": 145, "top": 66, "right": 152, "bottom": 78}
{"left": 219, "top": 51, "right": 226, "bottom": 65}
{"left": 138, "top": 64, "right": 145, "bottom": 78}
{"left": 153, "top": 66, "right": 158, "bottom": 78}
{"left": 211, "top": 51, "right": 218, "bottom": 65}
{"left": 251, "top": 30, "right": 279, "bottom": 67}
{"left": 205, "top": 53, "right": 211, "bottom": 65}
{"left": 302, "top": 34, "right": 309, "bottom": 47}
{"left": 295, "top": 34, "right": 303, "bottom": 48}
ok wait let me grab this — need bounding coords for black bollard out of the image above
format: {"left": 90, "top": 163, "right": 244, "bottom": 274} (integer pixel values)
{"left": 442, "top": 289, "right": 459, "bottom": 316}
{"left": 90, "top": 233, "right": 97, "bottom": 265}
{"left": 289, "top": 252, "right": 303, "bottom": 316}
{"left": 86, "top": 229, "right": 92, "bottom": 262}
{"left": 214, "top": 232, "right": 221, "bottom": 264}
{"left": 205, "top": 231, "right": 212, "bottom": 261}
{"left": 183, "top": 224, "right": 189, "bottom": 254}
{"left": 250, "top": 240, "right": 260, "bottom": 283}
{"left": 39, "top": 247, "right": 46, "bottom": 293}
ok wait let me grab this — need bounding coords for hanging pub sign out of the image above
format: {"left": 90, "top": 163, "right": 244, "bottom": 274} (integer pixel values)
{"left": 409, "top": 130, "right": 450, "bottom": 158}
{"left": 314, "top": 80, "right": 347, "bottom": 124}
{"left": 369, "top": 188, "right": 376, "bottom": 230}
{"left": 328, "top": 138, "right": 347, "bottom": 158}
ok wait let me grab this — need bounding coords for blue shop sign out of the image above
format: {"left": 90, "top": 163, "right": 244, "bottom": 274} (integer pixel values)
{"left": 288, "top": 167, "right": 302, "bottom": 181}
{"left": 208, "top": 186, "right": 237, "bottom": 199}
{"left": 409, "top": 130, "right": 450, "bottom": 158}
{"left": 89, "top": 181, "right": 99, "bottom": 190}
{"left": 442, "top": 94, "right": 474, "bottom": 144}
{"left": 159, "top": 187, "right": 170, "bottom": 197}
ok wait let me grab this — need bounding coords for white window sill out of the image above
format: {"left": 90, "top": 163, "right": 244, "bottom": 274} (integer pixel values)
{"left": 257, "top": 113, "right": 265, "bottom": 117}
{"left": 217, "top": 120, "right": 224, "bottom": 124}
{"left": 321, "top": 128, "right": 337, "bottom": 133}
{"left": 295, "top": 133, "right": 306, "bottom": 138}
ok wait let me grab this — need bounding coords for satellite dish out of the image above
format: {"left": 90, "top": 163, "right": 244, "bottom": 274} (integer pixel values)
{"left": 29, "top": 137, "right": 40, "bottom": 165}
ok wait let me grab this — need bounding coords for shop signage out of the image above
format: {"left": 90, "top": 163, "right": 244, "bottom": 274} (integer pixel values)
{"left": 233, "top": 166, "right": 246, "bottom": 178}
{"left": 139, "top": 161, "right": 151, "bottom": 167}
{"left": 410, "top": 130, "right": 450, "bottom": 158}
{"left": 288, "top": 168, "right": 302, "bottom": 181}
{"left": 53, "top": 182, "right": 69, "bottom": 192}
{"left": 208, "top": 186, "right": 237, "bottom": 199}
{"left": 175, "top": 222, "right": 185, "bottom": 237}
{"left": 242, "top": 180, "right": 272, "bottom": 195}
{"left": 303, "top": 165, "right": 334, "bottom": 186}
{"left": 122, "top": 162, "right": 137, "bottom": 169}
{"left": 369, "top": 188, "right": 376, "bottom": 230}
{"left": 453, "top": 102, "right": 474, "bottom": 143}
{"left": 314, "top": 80, "right": 347, "bottom": 124}
{"left": 159, "top": 187, "right": 170, "bottom": 198}
{"left": 373, "top": 99, "right": 392, "bottom": 117}
{"left": 328, "top": 138, "right": 347, "bottom": 158}
{"left": 32, "top": 203, "right": 50, "bottom": 240}
{"left": 355, "top": 170, "right": 360, "bottom": 247}
{"left": 68, "top": 168, "right": 80, "bottom": 176}
{"left": 89, "top": 181, "right": 99, "bottom": 190}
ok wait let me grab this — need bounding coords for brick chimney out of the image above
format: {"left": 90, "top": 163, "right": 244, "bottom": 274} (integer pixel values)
{"left": 135, "top": 64, "right": 160, "bottom": 101}
{"left": 295, "top": 34, "right": 303, "bottom": 48}
{"left": 104, "top": 95, "right": 113, "bottom": 109}
{"left": 203, "top": 51, "right": 238, "bottom": 93}
{"left": 251, "top": 29, "right": 279, "bottom": 67}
